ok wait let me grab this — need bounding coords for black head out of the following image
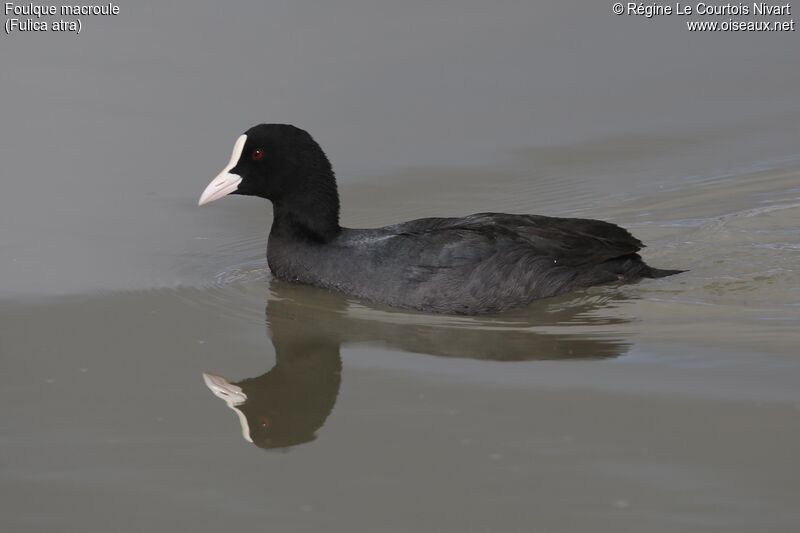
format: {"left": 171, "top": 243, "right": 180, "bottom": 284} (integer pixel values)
{"left": 199, "top": 124, "right": 333, "bottom": 204}
{"left": 199, "top": 124, "right": 340, "bottom": 241}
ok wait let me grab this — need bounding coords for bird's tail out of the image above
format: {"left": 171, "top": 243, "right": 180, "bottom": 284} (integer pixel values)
{"left": 645, "top": 267, "right": 686, "bottom": 278}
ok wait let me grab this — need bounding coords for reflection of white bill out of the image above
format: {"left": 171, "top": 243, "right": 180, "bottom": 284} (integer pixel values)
{"left": 202, "top": 373, "right": 252, "bottom": 443}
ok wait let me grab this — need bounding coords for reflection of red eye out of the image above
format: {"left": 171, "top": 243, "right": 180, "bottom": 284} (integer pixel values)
{"left": 252, "top": 148, "right": 264, "bottom": 161}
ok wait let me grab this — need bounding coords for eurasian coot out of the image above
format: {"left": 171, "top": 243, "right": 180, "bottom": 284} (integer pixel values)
{"left": 199, "top": 124, "right": 682, "bottom": 314}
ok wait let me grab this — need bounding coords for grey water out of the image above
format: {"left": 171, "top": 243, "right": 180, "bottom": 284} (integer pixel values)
{"left": 1, "top": 1, "right": 799, "bottom": 532}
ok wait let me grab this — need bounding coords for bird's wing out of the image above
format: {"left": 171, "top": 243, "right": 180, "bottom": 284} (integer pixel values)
{"left": 391, "top": 212, "right": 643, "bottom": 270}
{"left": 464, "top": 212, "right": 643, "bottom": 266}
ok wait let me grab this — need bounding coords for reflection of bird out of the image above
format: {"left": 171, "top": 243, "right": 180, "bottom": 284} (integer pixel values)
{"left": 265, "top": 281, "right": 633, "bottom": 362}
{"left": 203, "top": 335, "right": 342, "bottom": 450}
{"left": 198, "top": 124, "right": 682, "bottom": 315}
{"left": 203, "top": 281, "right": 632, "bottom": 450}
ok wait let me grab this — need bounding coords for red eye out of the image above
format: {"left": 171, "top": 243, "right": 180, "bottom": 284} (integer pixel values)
{"left": 252, "top": 148, "right": 264, "bottom": 161}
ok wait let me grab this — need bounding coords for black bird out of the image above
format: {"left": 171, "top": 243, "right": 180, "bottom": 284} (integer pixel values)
{"left": 198, "top": 124, "right": 682, "bottom": 315}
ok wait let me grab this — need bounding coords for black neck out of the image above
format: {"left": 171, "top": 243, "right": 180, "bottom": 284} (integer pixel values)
{"left": 270, "top": 176, "right": 341, "bottom": 243}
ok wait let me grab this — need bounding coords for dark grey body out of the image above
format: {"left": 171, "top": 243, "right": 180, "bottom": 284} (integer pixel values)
{"left": 268, "top": 212, "right": 679, "bottom": 315}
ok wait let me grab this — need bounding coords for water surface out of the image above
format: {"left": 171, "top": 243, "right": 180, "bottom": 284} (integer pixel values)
{"left": 1, "top": 1, "right": 799, "bottom": 532}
